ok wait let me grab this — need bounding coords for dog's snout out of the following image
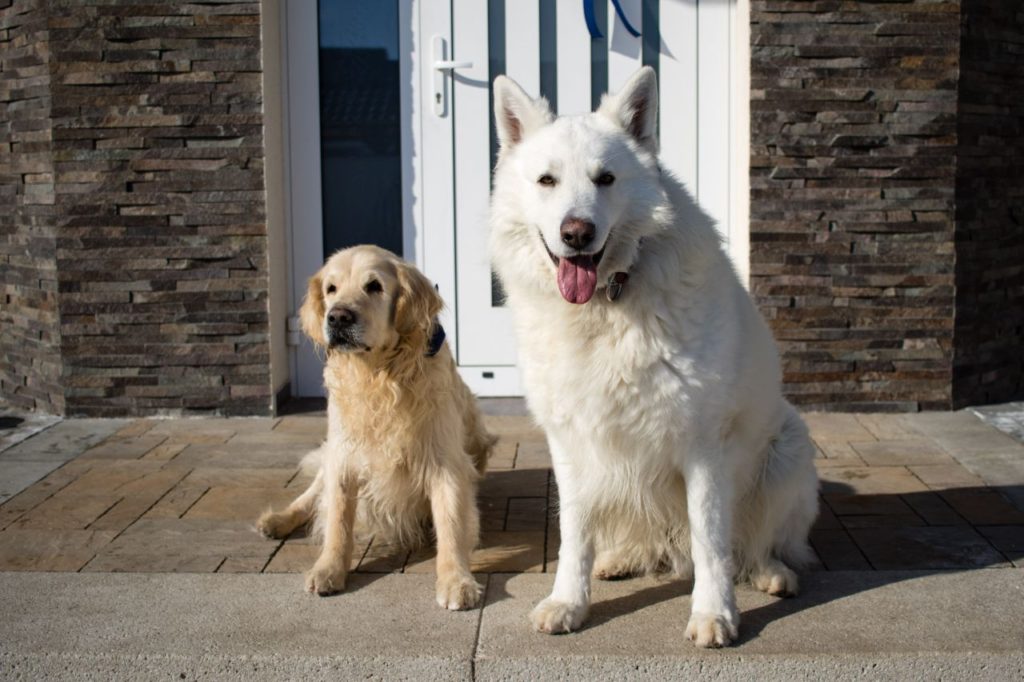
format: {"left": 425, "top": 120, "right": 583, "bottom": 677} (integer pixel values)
{"left": 560, "top": 217, "right": 596, "bottom": 251}
{"left": 327, "top": 306, "right": 356, "bottom": 328}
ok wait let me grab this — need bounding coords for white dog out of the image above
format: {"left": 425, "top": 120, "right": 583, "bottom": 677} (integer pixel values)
{"left": 489, "top": 67, "right": 818, "bottom": 647}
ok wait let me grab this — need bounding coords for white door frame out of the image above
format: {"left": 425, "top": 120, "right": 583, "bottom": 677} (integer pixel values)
{"left": 279, "top": 0, "right": 751, "bottom": 398}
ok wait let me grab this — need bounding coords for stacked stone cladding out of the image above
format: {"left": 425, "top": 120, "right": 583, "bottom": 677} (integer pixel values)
{"left": 952, "top": 0, "right": 1024, "bottom": 407}
{"left": 1, "top": 0, "right": 63, "bottom": 412}
{"left": 750, "top": 0, "right": 961, "bottom": 411}
{"left": 1, "top": 0, "right": 271, "bottom": 416}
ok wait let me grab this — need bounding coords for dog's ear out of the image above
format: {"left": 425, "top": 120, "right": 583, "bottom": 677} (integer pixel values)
{"left": 597, "top": 66, "right": 658, "bottom": 153}
{"left": 493, "top": 75, "right": 553, "bottom": 150}
{"left": 299, "top": 270, "right": 327, "bottom": 349}
{"left": 394, "top": 261, "right": 443, "bottom": 341}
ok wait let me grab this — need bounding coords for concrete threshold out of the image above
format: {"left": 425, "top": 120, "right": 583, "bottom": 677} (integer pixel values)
{"left": 1, "top": 570, "right": 1022, "bottom": 681}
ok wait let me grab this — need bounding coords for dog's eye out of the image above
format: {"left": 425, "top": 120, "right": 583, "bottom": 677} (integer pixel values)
{"left": 325, "top": 284, "right": 336, "bottom": 294}
{"left": 364, "top": 279, "right": 383, "bottom": 295}
{"left": 537, "top": 174, "right": 556, "bottom": 187}
{"left": 595, "top": 172, "right": 615, "bottom": 186}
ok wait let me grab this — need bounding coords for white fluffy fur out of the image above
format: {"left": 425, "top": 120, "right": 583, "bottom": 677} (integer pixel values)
{"left": 490, "top": 68, "right": 819, "bottom": 647}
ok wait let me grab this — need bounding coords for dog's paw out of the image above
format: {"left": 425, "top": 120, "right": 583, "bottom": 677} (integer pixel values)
{"left": 752, "top": 562, "right": 799, "bottom": 598}
{"left": 530, "top": 597, "right": 588, "bottom": 634}
{"left": 305, "top": 561, "right": 347, "bottom": 597}
{"left": 256, "top": 510, "right": 290, "bottom": 539}
{"left": 593, "top": 553, "right": 637, "bottom": 581}
{"left": 685, "top": 611, "right": 739, "bottom": 648}
{"left": 435, "top": 574, "right": 482, "bottom": 611}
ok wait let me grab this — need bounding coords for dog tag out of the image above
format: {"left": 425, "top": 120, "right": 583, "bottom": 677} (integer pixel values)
{"left": 606, "top": 272, "right": 628, "bottom": 302}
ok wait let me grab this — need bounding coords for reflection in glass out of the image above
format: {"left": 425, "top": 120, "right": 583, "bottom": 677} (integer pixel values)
{"left": 318, "top": 0, "right": 403, "bottom": 257}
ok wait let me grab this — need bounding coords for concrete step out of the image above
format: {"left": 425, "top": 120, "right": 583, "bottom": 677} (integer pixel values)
{"left": 1, "top": 570, "right": 1022, "bottom": 680}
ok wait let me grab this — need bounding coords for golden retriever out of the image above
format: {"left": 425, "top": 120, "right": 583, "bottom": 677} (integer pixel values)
{"left": 257, "top": 245, "right": 495, "bottom": 610}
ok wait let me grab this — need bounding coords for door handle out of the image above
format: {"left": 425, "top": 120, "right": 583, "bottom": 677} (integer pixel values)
{"left": 431, "top": 35, "right": 472, "bottom": 117}
{"left": 433, "top": 60, "right": 473, "bottom": 70}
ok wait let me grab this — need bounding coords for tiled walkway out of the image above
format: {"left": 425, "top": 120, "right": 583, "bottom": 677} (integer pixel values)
{"left": 0, "top": 410, "right": 1022, "bottom": 574}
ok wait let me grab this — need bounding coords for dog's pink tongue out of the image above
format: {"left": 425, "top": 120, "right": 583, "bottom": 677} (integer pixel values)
{"left": 557, "top": 256, "right": 598, "bottom": 304}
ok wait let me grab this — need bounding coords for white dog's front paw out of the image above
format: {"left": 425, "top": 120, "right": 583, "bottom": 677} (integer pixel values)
{"left": 685, "top": 610, "right": 739, "bottom": 648}
{"left": 530, "top": 597, "right": 589, "bottom": 634}
{"left": 436, "top": 574, "right": 482, "bottom": 610}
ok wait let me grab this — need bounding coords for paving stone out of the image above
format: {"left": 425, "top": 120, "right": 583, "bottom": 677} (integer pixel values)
{"left": 479, "top": 468, "right": 548, "bottom": 499}
{"left": 0, "top": 461, "right": 61, "bottom": 498}
{"left": 825, "top": 493, "right": 915, "bottom": 517}
{"left": 809, "top": 529, "right": 872, "bottom": 570}
{"left": 804, "top": 413, "right": 876, "bottom": 442}
{"left": 505, "top": 497, "right": 547, "bottom": 531}
{"left": 184, "top": 486, "right": 299, "bottom": 522}
{"left": 851, "top": 439, "right": 956, "bottom": 466}
{"left": 183, "top": 467, "right": 294, "bottom": 488}
{"left": 11, "top": 490, "right": 121, "bottom": 531}
{"left": 909, "top": 463, "right": 987, "bottom": 489}
{"left": 487, "top": 440, "right": 516, "bottom": 470}
{"left": 272, "top": 415, "right": 325, "bottom": 434}
{"left": 0, "top": 412, "right": 62, "bottom": 454}
{"left": 0, "top": 529, "right": 116, "bottom": 571}
{"left": 939, "top": 489, "right": 1024, "bottom": 525}
{"left": 140, "top": 441, "right": 189, "bottom": 461}
{"left": 812, "top": 502, "right": 842, "bottom": 530}
{"left": 110, "top": 420, "right": 155, "bottom": 439}
{"left": 848, "top": 526, "right": 1009, "bottom": 570}
{"left": 263, "top": 542, "right": 322, "bottom": 573}
{"left": 148, "top": 418, "right": 279, "bottom": 435}
{"left": 217, "top": 555, "right": 272, "bottom": 573}
{"left": 0, "top": 419, "right": 129, "bottom": 463}
{"left": 142, "top": 483, "right": 210, "bottom": 520}
{"left": 58, "top": 460, "right": 164, "bottom": 497}
{"left": 811, "top": 438, "right": 867, "bottom": 466}
{"left": 0, "top": 462, "right": 89, "bottom": 530}
{"left": 514, "top": 440, "right": 551, "bottom": 469}
{"left": 856, "top": 414, "right": 921, "bottom": 440}
{"left": 357, "top": 538, "right": 408, "bottom": 573}
{"left": 79, "top": 435, "right": 168, "bottom": 460}
{"left": 900, "top": 491, "right": 968, "bottom": 526}
{"left": 819, "top": 466, "right": 928, "bottom": 495}
{"left": 406, "top": 531, "right": 545, "bottom": 574}
{"left": 88, "top": 468, "right": 192, "bottom": 532}
{"left": 83, "top": 518, "right": 275, "bottom": 573}
{"left": 976, "top": 526, "right": 1024, "bottom": 565}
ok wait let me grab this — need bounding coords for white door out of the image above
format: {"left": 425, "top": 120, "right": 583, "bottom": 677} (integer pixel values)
{"left": 283, "top": 0, "right": 749, "bottom": 398}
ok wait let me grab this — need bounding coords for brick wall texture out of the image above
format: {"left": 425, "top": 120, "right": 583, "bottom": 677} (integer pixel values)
{"left": 751, "top": 0, "right": 1022, "bottom": 411}
{"left": 0, "top": 0, "right": 64, "bottom": 413}
{"left": 1, "top": 0, "right": 271, "bottom": 416}
{"left": 952, "top": 0, "right": 1024, "bottom": 407}
{"left": 2, "top": 1, "right": 1020, "bottom": 415}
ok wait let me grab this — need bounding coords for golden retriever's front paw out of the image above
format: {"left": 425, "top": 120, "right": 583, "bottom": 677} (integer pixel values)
{"left": 435, "top": 574, "right": 482, "bottom": 610}
{"left": 256, "top": 510, "right": 290, "bottom": 539}
{"left": 752, "top": 562, "right": 799, "bottom": 597}
{"left": 685, "top": 611, "right": 739, "bottom": 648}
{"left": 530, "top": 597, "right": 588, "bottom": 634}
{"left": 305, "top": 561, "right": 347, "bottom": 597}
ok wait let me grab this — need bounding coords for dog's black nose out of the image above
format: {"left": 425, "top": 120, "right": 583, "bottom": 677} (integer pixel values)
{"left": 327, "top": 307, "right": 356, "bottom": 328}
{"left": 560, "top": 217, "right": 595, "bottom": 251}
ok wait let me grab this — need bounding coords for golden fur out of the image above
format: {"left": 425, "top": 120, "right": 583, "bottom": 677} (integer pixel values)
{"left": 257, "top": 245, "right": 495, "bottom": 609}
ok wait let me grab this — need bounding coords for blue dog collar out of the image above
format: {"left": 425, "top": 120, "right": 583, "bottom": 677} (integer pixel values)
{"left": 426, "top": 320, "right": 446, "bottom": 357}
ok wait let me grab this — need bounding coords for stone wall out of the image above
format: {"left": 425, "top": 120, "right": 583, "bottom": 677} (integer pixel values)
{"left": 750, "top": 0, "right": 961, "bottom": 411}
{"left": 952, "top": 0, "right": 1024, "bottom": 407}
{"left": 1, "top": 0, "right": 272, "bottom": 416}
{"left": 0, "top": 0, "right": 64, "bottom": 413}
